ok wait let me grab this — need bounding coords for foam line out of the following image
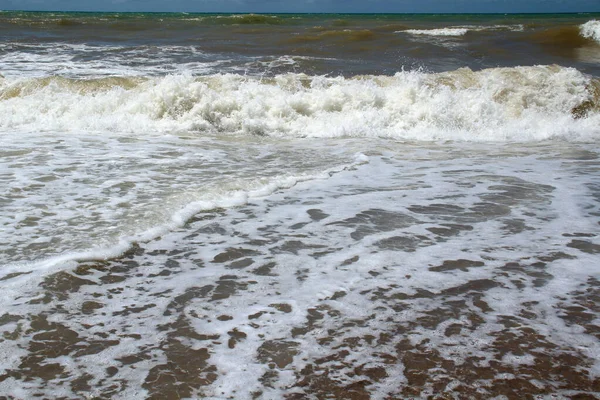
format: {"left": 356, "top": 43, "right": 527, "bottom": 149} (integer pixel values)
{"left": 2, "top": 153, "right": 369, "bottom": 275}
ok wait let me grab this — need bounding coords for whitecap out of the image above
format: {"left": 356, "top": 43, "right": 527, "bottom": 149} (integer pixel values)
{"left": 580, "top": 20, "right": 600, "bottom": 43}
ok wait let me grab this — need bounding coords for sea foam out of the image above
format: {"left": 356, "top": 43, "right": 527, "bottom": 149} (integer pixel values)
{"left": 0, "top": 141, "right": 368, "bottom": 273}
{"left": 1, "top": 65, "right": 598, "bottom": 141}
{"left": 405, "top": 28, "right": 469, "bottom": 36}
{"left": 581, "top": 20, "right": 600, "bottom": 43}
{"left": 402, "top": 25, "right": 523, "bottom": 37}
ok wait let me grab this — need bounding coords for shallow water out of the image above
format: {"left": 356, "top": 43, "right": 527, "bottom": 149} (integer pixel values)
{"left": 1, "top": 11, "right": 600, "bottom": 399}
{"left": 2, "top": 141, "right": 600, "bottom": 398}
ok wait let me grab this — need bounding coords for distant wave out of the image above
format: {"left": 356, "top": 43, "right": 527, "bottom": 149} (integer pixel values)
{"left": 0, "top": 12, "right": 290, "bottom": 29}
{"left": 402, "top": 25, "right": 524, "bottom": 37}
{"left": 580, "top": 20, "right": 600, "bottom": 43}
{"left": 405, "top": 28, "right": 469, "bottom": 37}
{"left": 214, "top": 14, "right": 284, "bottom": 25}
{"left": 0, "top": 65, "right": 598, "bottom": 142}
{"left": 288, "top": 29, "right": 376, "bottom": 43}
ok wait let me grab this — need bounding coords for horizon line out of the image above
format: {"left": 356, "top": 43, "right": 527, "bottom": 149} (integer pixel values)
{"left": 1, "top": 10, "right": 599, "bottom": 15}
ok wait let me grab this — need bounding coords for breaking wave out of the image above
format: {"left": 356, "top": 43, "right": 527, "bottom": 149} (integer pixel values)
{"left": 1, "top": 65, "right": 599, "bottom": 141}
{"left": 580, "top": 20, "right": 600, "bottom": 43}
{"left": 405, "top": 28, "right": 469, "bottom": 36}
{"left": 402, "top": 25, "right": 524, "bottom": 37}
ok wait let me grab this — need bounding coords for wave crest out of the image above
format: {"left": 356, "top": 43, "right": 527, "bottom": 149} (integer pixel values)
{"left": 215, "top": 14, "right": 284, "bottom": 25}
{"left": 0, "top": 65, "right": 598, "bottom": 141}
{"left": 402, "top": 25, "right": 523, "bottom": 37}
{"left": 405, "top": 28, "right": 469, "bottom": 37}
{"left": 580, "top": 20, "right": 600, "bottom": 43}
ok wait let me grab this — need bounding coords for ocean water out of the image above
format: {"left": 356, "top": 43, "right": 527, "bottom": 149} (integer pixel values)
{"left": 1, "top": 11, "right": 600, "bottom": 399}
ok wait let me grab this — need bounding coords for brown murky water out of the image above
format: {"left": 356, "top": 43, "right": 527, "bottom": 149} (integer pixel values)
{"left": 1, "top": 10, "right": 600, "bottom": 399}
{"left": 1, "top": 143, "right": 599, "bottom": 399}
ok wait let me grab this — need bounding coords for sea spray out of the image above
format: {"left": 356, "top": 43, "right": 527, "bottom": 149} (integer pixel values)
{"left": 1, "top": 66, "right": 598, "bottom": 141}
{"left": 580, "top": 20, "right": 600, "bottom": 43}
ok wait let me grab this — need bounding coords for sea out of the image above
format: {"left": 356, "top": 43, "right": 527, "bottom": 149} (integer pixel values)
{"left": 1, "top": 11, "right": 600, "bottom": 399}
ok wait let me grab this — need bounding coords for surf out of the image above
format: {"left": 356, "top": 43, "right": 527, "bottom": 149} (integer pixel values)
{"left": 1, "top": 65, "right": 598, "bottom": 141}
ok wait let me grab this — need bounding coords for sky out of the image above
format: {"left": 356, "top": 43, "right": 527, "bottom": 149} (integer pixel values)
{"left": 0, "top": 0, "right": 599, "bottom": 13}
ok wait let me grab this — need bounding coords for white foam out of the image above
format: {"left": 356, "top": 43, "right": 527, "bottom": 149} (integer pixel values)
{"left": 405, "top": 28, "right": 469, "bottom": 36}
{"left": 401, "top": 24, "right": 523, "bottom": 37}
{"left": 0, "top": 66, "right": 598, "bottom": 142}
{"left": 0, "top": 136, "right": 368, "bottom": 274}
{"left": 581, "top": 20, "right": 600, "bottom": 43}
{"left": 3, "top": 142, "right": 599, "bottom": 398}
{"left": 0, "top": 43, "right": 225, "bottom": 78}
